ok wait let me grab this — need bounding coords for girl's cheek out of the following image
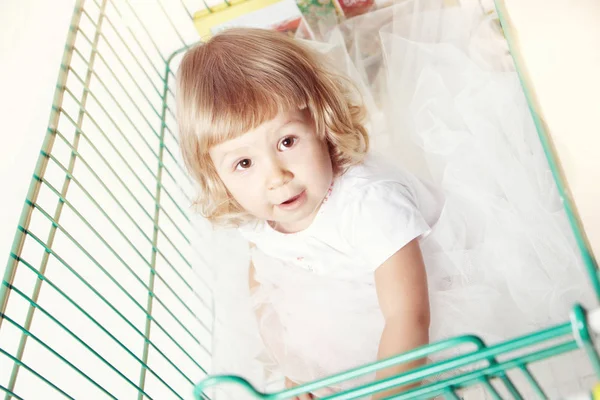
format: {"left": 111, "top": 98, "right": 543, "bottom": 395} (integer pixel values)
{"left": 286, "top": 145, "right": 307, "bottom": 163}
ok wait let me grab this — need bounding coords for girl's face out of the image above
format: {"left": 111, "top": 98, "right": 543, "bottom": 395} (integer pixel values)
{"left": 209, "top": 109, "right": 333, "bottom": 233}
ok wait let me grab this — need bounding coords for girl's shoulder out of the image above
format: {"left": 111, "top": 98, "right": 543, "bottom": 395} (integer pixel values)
{"left": 318, "top": 157, "right": 439, "bottom": 273}
{"left": 336, "top": 157, "right": 418, "bottom": 203}
{"left": 335, "top": 156, "right": 445, "bottom": 233}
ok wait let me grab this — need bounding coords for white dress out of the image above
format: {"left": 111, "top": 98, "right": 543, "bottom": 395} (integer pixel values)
{"left": 202, "top": 0, "right": 595, "bottom": 398}
{"left": 238, "top": 158, "right": 443, "bottom": 390}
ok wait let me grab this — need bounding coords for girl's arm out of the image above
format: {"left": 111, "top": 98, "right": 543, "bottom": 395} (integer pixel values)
{"left": 373, "top": 238, "right": 430, "bottom": 399}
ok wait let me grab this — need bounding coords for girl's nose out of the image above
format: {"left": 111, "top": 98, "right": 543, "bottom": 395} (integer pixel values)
{"left": 267, "top": 159, "right": 293, "bottom": 190}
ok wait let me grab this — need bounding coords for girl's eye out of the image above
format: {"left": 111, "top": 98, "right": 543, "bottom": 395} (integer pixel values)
{"left": 278, "top": 136, "right": 297, "bottom": 151}
{"left": 236, "top": 159, "right": 252, "bottom": 170}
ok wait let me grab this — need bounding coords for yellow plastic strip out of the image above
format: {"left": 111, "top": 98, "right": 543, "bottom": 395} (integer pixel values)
{"left": 193, "top": 0, "right": 282, "bottom": 39}
{"left": 592, "top": 383, "right": 600, "bottom": 399}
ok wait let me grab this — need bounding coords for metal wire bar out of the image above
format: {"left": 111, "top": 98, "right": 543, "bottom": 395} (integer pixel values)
{"left": 70, "top": 44, "right": 194, "bottom": 193}
{"left": 490, "top": 362, "right": 523, "bottom": 399}
{"left": 495, "top": 0, "right": 600, "bottom": 300}
{"left": 77, "top": 28, "right": 165, "bottom": 127}
{"left": 45, "top": 135, "right": 213, "bottom": 296}
{"left": 138, "top": 59, "right": 170, "bottom": 400}
{"left": 76, "top": 29, "right": 164, "bottom": 129}
{"left": 79, "top": 8, "right": 161, "bottom": 99}
{"left": 0, "top": 386, "right": 24, "bottom": 400}
{"left": 199, "top": 340, "right": 579, "bottom": 400}
{"left": 160, "top": 142, "right": 193, "bottom": 193}
{"left": 478, "top": 377, "right": 502, "bottom": 400}
{"left": 8, "top": 255, "right": 200, "bottom": 395}
{"left": 177, "top": 0, "right": 195, "bottom": 20}
{"left": 0, "top": 347, "right": 75, "bottom": 400}
{"left": 4, "top": 314, "right": 117, "bottom": 400}
{"left": 28, "top": 192, "right": 211, "bottom": 334}
{"left": 95, "top": 0, "right": 165, "bottom": 83}
{"left": 80, "top": 9, "right": 163, "bottom": 100}
{"left": 0, "top": 2, "right": 84, "bottom": 334}
{"left": 64, "top": 67, "right": 193, "bottom": 205}
{"left": 197, "top": 322, "right": 576, "bottom": 400}
{"left": 3, "top": 304, "right": 127, "bottom": 399}
{"left": 338, "top": 331, "right": 572, "bottom": 400}
{"left": 571, "top": 304, "right": 600, "bottom": 376}
{"left": 49, "top": 137, "right": 194, "bottom": 282}
{"left": 379, "top": 342, "right": 578, "bottom": 400}
{"left": 518, "top": 365, "right": 546, "bottom": 398}
{"left": 441, "top": 388, "right": 460, "bottom": 400}
{"left": 58, "top": 102, "right": 192, "bottom": 249}
{"left": 165, "top": 104, "right": 179, "bottom": 126}
{"left": 1, "top": 1, "right": 209, "bottom": 398}
{"left": 100, "top": 0, "right": 183, "bottom": 107}
{"left": 61, "top": 87, "right": 160, "bottom": 189}
{"left": 61, "top": 82, "right": 195, "bottom": 235}
{"left": 4, "top": 1, "right": 107, "bottom": 396}
{"left": 26, "top": 189, "right": 211, "bottom": 354}
{"left": 120, "top": 0, "right": 171, "bottom": 65}
{"left": 61, "top": 89, "right": 193, "bottom": 237}
{"left": 156, "top": 0, "right": 188, "bottom": 48}
{"left": 13, "top": 227, "right": 206, "bottom": 381}
{"left": 72, "top": 37, "right": 186, "bottom": 180}
{"left": 52, "top": 119, "right": 204, "bottom": 274}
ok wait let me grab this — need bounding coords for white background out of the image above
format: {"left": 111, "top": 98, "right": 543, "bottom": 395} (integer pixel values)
{"left": 0, "top": 0, "right": 76, "bottom": 280}
{"left": 501, "top": 0, "right": 600, "bottom": 259}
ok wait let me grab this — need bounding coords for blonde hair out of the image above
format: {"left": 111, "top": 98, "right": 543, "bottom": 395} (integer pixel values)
{"left": 176, "top": 28, "right": 369, "bottom": 225}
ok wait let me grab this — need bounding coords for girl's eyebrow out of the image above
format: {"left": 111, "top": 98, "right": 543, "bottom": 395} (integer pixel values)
{"left": 274, "top": 118, "right": 303, "bottom": 134}
{"left": 218, "top": 148, "right": 245, "bottom": 167}
{"left": 214, "top": 144, "right": 244, "bottom": 168}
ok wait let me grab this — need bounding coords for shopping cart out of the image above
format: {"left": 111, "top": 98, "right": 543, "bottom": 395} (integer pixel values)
{"left": 1, "top": 0, "right": 599, "bottom": 399}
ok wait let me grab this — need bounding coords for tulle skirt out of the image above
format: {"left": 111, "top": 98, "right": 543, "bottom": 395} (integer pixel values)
{"left": 200, "top": 1, "right": 596, "bottom": 397}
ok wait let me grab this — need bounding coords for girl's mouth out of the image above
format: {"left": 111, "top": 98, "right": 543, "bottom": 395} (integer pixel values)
{"left": 278, "top": 190, "right": 307, "bottom": 210}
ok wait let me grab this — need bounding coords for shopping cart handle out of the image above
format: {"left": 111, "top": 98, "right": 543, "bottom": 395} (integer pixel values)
{"left": 194, "top": 375, "right": 263, "bottom": 399}
{"left": 588, "top": 308, "right": 600, "bottom": 334}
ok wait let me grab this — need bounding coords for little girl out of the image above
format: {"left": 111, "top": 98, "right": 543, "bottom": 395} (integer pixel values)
{"left": 177, "top": 3, "right": 593, "bottom": 398}
{"left": 178, "top": 27, "right": 438, "bottom": 397}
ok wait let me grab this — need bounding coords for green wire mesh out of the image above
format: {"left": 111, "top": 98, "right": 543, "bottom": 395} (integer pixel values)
{"left": 194, "top": 304, "right": 600, "bottom": 399}
{"left": 0, "top": 0, "right": 208, "bottom": 398}
{"left": 1, "top": 0, "right": 599, "bottom": 399}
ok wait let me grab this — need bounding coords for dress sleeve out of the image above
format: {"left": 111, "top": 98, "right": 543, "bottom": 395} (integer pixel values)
{"left": 342, "top": 181, "right": 431, "bottom": 272}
